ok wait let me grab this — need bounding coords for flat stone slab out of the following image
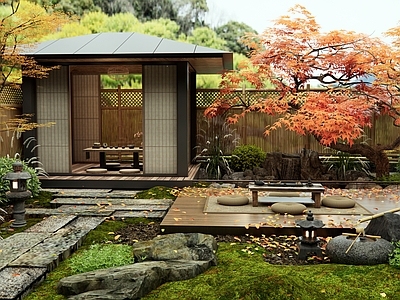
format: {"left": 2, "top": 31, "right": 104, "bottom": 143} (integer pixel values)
{"left": 0, "top": 233, "right": 50, "bottom": 270}
{"left": 10, "top": 217, "right": 104, "bottom": 271}
{"left": 51, "top": 198, "right": 173, "bottom": 206}
{"left": 0, "top": 267, "right": 47, "bottom": 300}
{"left": 25, "top": 215, "right": 77, "bottom": 233}
{"left": 43, "top": 189, "right": 112, "bottom": 198}
{"left": 112, "top": 210, "right": 166, "bottom": 218}
{"left": 51, "top": 205, "right": 114, "bottom": 217}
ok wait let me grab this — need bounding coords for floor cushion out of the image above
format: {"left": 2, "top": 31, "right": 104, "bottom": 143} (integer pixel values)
{"left": 86, "top": 168, "right": 108, "bottom": 174}
{"left": 322, "top": 196, "right": 356, "bottom": 208}
{"left": 119, "top": 168, "right": 141, "bottom": 174}
{"left": 271, "top": 202, "right": 307, "bottom": 215}
{"left": 217, "top": 195, "right": 249, "bottom": 206}
{"left": 106, "top": 162, "right": 121, "bottom": 167}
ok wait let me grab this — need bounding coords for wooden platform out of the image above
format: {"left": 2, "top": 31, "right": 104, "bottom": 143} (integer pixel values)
{"left": 39, "top": 163, "right": 201, "bottom": 189}
{"left": 160, "top": 189, "right": 400, "bottom": 237}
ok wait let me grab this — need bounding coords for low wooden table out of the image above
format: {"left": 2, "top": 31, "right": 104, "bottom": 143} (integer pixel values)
{"left": 84, "top": 147, "right": 143, "bottom": 170}
{"left": 248, "top": 183, "right": 325, "bottom": 208}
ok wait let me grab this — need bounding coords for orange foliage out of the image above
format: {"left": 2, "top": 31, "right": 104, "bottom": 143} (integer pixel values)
{"left": 208, "top": 4, "right": 400, "bottom": 148}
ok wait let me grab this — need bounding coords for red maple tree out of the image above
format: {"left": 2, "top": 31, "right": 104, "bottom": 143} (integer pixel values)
{"left": 205, "top": 5, "right": 400, "bottom": 178}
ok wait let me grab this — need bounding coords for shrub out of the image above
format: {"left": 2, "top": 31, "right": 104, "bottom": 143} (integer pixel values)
{"left": 389, "top": 241, "right": 400, "bottom": 269}
{"left": 69, "top": 244, "right": 134, "bottom": 274}
{"left": 230, "top": 145, "right": 266, "bottom": 172}
{"left": 0, "top": 156, "right": 42, "bottom": 202}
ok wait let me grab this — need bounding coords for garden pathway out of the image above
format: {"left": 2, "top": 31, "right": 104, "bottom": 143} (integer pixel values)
{"left": 0, "top": 189, "right": 173, "bottom": 300}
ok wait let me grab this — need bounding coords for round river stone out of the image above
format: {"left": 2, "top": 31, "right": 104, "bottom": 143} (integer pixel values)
{"left": 326, "top": 235, "right": 394, "bottom": 265}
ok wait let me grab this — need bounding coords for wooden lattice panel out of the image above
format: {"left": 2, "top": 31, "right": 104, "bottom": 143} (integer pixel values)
{"left": 121, "top": 91, "right": 142, "bottom": 107}
{"left": 101, "top": 92, "right": 118, "bottom": 107}
{"left": 0, "top": 86, "right": 23, "bottom": 105}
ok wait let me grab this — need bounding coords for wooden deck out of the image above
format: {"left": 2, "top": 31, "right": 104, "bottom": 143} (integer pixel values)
{"left": 161, "top": 189, "right": 400, "bottom": 237}
{"left": 39, "top": 163, "right": 201, "bottom": 189}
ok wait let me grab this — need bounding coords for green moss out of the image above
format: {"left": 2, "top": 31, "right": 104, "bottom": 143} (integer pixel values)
{"left": 25, "top": 241, "right": 400, "bottom": 300}
{"left": 134, "top": 186, "right": 178, "bottom": 200}
{"left": 0, "top": 218, "right": 42, "bottom": 239}
{"left": 25, "top": 190, "right": 54, "bottom": 208}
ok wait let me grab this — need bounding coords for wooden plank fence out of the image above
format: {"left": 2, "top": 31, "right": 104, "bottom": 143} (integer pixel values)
{"left": 1, "top": 87, "right": 399, "bottom": 158}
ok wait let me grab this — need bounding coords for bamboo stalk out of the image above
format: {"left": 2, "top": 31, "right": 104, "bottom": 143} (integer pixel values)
{"left": 342, "top": 233, "right": 381, "bottom": 239}
{"left": 345, "top": 232, "right": 362, "bottom": 254}
{"left": 358, "top": 207, "right": 400, "bottom": 223}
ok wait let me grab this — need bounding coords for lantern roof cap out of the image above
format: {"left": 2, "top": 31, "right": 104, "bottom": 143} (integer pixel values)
{"left": 296, "top": 210, "right": 324, "bottom": 229}
{"left": 3, "top": 161, "right": 32, "bottom": 180}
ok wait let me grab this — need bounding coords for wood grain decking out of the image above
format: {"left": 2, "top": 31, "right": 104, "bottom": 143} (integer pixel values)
{"left": 161, "top": 189, "right": 400, "bottom": 237}
{"left": 39, "top": 164, "right": 201, "bottom": 189}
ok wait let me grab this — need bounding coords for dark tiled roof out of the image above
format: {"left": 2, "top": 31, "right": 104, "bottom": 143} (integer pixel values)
{"left": 23, "top": 32, "right": 233, "bottom": 74}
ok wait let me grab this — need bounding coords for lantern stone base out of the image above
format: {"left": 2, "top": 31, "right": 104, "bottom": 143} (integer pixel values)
{"left": 297, "top": 239, "right": 323, "bottom": 260}
{"left": 6, "top": 190, "right": 32, "bottom": 228}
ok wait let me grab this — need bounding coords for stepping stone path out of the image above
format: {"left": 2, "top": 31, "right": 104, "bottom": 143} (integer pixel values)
{"left": 0, "top": 188, "right": 174, "bottom": 300}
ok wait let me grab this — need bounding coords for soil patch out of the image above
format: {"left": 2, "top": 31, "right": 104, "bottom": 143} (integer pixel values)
{"left": 113, "top": 220, "right": 329, "bottom": 265}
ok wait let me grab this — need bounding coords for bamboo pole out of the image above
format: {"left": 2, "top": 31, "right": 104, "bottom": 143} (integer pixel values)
{"left": 342, "top": 233, "right": 381, "bottom": 239}
{"left": 358, "top": 207, "right": 400, "bottom": 223}
{"left": 345, "top": 232, "right": 362, "bottom": 254}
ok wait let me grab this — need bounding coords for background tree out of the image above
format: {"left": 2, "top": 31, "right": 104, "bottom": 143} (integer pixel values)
{"left": 215, "top": 21, "right": 257, "bottom": 56}
{"left": 28, "top": 0, "right": 98, "bottom": 16}
{"left": 205, "top": 5, "right": 399, "bottom": 178}
{"left": 187, "top": 26, "right": 226, "bottom": 49}
{"left": 1, "top": 0, "right": 68, "bottom": 156}
{"left": 0, "top": 0, "right": 69, "bottom": 92}
{"left": 172, "top": 0, "right": 208, "bottom": 35}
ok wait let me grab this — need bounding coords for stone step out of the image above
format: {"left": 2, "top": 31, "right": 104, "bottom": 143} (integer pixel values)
{"left": 25, "top": 215, "right": 77, "bottom": 233}
{"left": 0, "top": 233, "right": 50, "bottom": 271}
{"left": 112, "top": 210, "right": 167, "bottom": 219}
{"left": 50, "top": 197, "right": 173, "bottom": 207}
{"left": 0, "top": 267, "right": 47, "bottom": 300}
{"left": 43, "top": 189, "right": 140, "bottom": 198}
{"left": 9, "top": 217, "right": 104, "bottom": 272}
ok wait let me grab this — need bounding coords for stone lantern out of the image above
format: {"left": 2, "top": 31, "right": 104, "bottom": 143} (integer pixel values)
{"left": 3, "top": 161, "right": 32, "bottom": 228}
{"left": 295, "top": 210, "right": 324, "bottom": 260}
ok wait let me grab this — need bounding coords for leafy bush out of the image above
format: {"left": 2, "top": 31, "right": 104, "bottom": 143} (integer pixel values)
{"left": 389, "top": 241, "right": 400, "bottom": 269}
{"left": 69, "top": 244, "right": 134, "bottom": 274}
{"left": 0, "top": 156, "right": 42, "bottom": 202}
{"left": 230, "top": 145, "right": 266, "bottom": 172}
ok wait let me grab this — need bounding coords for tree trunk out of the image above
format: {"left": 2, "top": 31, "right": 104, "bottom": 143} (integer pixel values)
{"left": 370, "top": 151, "right": 390, "bottom": 179}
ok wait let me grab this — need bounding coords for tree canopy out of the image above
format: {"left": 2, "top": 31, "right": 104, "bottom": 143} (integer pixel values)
{"left": 0, "top": 0, "right": 69, "bottom": 91}
{"left": 205, "top": 5, "right": 400, "bottom": 177}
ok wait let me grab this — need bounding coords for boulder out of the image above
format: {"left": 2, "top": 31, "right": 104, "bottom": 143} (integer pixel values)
{"left": 57, "top": 233, "right": 218, "bottom": 299}
{"left": 326, "top": 235, "right": 394, "bottom": 265}
{"left": 131, "top": 233, "right": 218, "bottom": 265}
{"left": 364, "top": 213, "right": 400, "bottom": 242}
{"left": 58, "top": 260, "right": 212, "bottom": 300}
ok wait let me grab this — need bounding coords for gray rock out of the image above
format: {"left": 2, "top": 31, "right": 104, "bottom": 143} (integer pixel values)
{"left": 57, "top": 233, "right": 218, "bottom": 299}
{"left": 345, "top": 177, "right": 382, "bottom": 189}
{"left": 365, "top": 213, "right": 400, "bottom": 242}
{"left": 326, "top": 235, "right": 394, "bottom": 265}
{"left": 132, "top": 233, "right": 218, "bottom": 265}
{"left": 58, "top": 260, "right": 212, "bottom": 300}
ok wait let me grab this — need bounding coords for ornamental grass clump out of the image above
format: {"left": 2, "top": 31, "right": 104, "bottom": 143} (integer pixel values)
{"left": 195, "top": 116, "right": 240, "bottom": 179}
